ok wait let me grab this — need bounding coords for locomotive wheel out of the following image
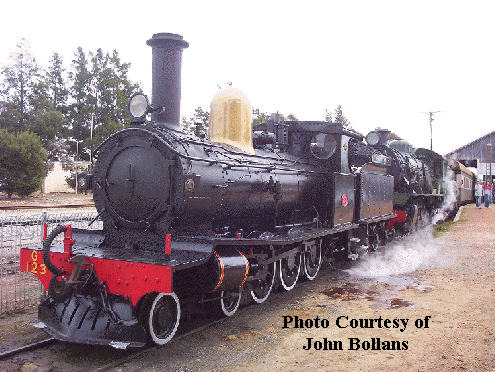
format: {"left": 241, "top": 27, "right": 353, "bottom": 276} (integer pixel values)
{"left": 220, "top": 288, "right": 242, "bottom": 316}
{"left": 279, "top": 252, "right": 301, "bottom": 291}
{"left": 303, "top": 242, "right": 322, "bottom": 281}
{"left": 367, "top": 233, "right": 377, "bottom": 251}
{"left": 368, "top": 225, "right": 381, "bottom": 251}
{"left": 250, "top": 261, "right": 276, "bottom": 303}
{"left": 140, "top": 292, "right": 181, "bottom": 345}
{"left": 418, "top": 210, "right": 431, "bottom": 229}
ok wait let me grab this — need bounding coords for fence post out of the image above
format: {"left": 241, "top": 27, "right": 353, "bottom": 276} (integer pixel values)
{"left": 40, "top": 210, "right": 48, "bottom": 301}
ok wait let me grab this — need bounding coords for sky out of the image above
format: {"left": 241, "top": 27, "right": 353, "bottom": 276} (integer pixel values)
{"left": 1, "top": 0, "right": 494, "bottom": 156}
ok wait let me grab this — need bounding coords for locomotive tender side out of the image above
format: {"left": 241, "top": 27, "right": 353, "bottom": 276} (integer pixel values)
{"left": 19, "top": 32, "right": 455, "bottom": 349}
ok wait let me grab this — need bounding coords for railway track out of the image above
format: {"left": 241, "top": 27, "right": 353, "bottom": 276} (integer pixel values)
{"left": 0, "top": 337, "right": 57, "bottom": 360}
{"left": 0, "top": 204, "right": 95, "bottom": 211}
{"left": 0, "top": 297, "right": 250, "bottom": 371}
{"left": 95, "top": 314, "right": 233, "bottom": 371}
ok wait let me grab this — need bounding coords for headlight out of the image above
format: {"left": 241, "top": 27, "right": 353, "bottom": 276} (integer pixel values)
{"left": 129, "top": 93, "right": 150, "bottom": 121}
{"left": 365, "top": 131, "right": 380, "bottom": 146}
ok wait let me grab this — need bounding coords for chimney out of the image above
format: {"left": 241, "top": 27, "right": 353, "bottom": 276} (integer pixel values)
{"left": 146, "top": 33, "right": 189, "bottom": 129}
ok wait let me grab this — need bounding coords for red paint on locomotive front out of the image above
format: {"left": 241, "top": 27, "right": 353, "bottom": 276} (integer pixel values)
{"left": 19, "top": 248, "right": 173, "bottom": 306}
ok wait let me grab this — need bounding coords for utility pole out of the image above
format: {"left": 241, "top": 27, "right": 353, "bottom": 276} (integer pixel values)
{"left": 70, "top": 139, "right": 82, "bottom": 194}
{"left": 487, "top": 143, "right": 492, "bottom": 183}
{"left": 420, "top": 111, "right": 445, "bottom": 151}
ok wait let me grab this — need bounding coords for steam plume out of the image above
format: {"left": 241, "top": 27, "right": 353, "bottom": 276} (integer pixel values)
{"left": 431, "top": 168, "right": 457, "bottom": 225}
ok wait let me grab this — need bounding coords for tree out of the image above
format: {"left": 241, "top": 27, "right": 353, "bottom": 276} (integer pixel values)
{"left": 324, "top": 105, "right": 351, "bottom": 125}
{"left": 0, "top": 40, "right": 141, "bottom": 162}
{"left": 252, "top": 107, "right": 270, "bottom": 127}
{"left": 108, "top": 50, "right": 139, "bottom": 123}
{"left": 324, "top": 109, "right": 332, "bottom": 122}
{"left": 46, "top": 140, "right": 70, "bottom": 162}
{"left": 46, "top": 52, "right": 69, "bottom": 112}
{"left": 0, "top": 101, "right": 23, "bottom": 130}
{"left": 90, "top": 50, "right": 139, "bottom": 145}
{"left": 182, "top": 106, "right": 210, "bottom": 138}
{"left": 333, "top": 105, "right": 351, "bottom": 126}
{"left": 0, "top": 130, "right": 47, "bottom": 198}
{"left": 67, "top": 47, "right": 92, "bottom": 155}
{"left": 0, "top": 38, "right": 40, "bottom": 132}
{"left": 286, "top": 113, "right": 298, "bottom": 121}
{"left": 29, "top": 108, "right": 66, "bottom": 146}
{"left": 27, "top": 80, "right": 65, "bottom": 145}
{"left": 1, "top": 42, "right": 68, "bottom": 144}
{"left": 66, "top": 47, "right": 140, "bottom": 160}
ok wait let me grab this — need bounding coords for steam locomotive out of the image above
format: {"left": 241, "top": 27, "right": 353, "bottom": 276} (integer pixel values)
{"left": 20, "top": 33, "right": 457, "bottom": 349}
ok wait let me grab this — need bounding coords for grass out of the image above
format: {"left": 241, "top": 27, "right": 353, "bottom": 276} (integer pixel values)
{"left": 432, "top": 220, "right": 456, "bottom": 238}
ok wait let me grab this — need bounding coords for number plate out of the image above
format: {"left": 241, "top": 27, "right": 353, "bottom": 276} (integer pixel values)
{"left": 23, "top": 250, "right": 48, "bottom": 276}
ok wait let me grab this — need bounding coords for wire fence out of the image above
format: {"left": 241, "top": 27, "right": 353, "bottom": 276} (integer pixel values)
{"left": 0, "top": 211, "right": 102, "bottom": 315}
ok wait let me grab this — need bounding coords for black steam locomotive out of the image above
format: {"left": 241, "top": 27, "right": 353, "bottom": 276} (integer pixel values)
{"left": 20, "top": 32, "right": 449, "bottom": 349}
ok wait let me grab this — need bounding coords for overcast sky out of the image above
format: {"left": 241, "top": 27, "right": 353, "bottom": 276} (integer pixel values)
{"left": 1, "top": 0, "right": 494, "bottom": 156}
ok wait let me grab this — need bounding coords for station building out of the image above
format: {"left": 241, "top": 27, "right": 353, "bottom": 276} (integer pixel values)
{"left": 445, "top": 131, "right": 495, "bottom": 182}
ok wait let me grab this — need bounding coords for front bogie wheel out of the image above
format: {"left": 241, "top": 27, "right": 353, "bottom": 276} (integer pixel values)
{"left": 205, "top": 287, "right": 243, "bottom": 317}
{"left": 139, "top": 292, "right": 181, "bottom": 345}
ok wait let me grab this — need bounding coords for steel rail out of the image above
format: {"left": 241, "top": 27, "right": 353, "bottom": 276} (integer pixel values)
{"left": 0, "top": 204, "right": 95, "bottom": 211}
{"left": 95, "top": 307, "right": 249, "bottom": 371}
{"left": 0, "top": 338, "right": 57, "bottom": 360}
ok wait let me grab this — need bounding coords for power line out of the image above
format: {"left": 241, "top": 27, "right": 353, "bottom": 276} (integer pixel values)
{"left": 419, "top": 111, "right": 446, "bottom": 151}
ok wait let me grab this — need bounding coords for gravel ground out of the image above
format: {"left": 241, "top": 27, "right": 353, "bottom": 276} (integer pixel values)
{"left": 113, "top": 204, "right": 495, "bottom": 371}
{"left": 0, "top": 203, "right": 494, "bottom": 371}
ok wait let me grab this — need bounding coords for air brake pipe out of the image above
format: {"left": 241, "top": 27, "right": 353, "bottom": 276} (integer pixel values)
{"left": 42, "top": 225, "right": 70, "bottom": 277}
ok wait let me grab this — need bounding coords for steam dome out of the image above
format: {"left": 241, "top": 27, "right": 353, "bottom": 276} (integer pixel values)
{"left": 209, "top": 87, "right": 254, "bottom": 154}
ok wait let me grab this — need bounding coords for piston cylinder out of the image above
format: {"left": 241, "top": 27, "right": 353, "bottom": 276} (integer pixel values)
{"left": 206, "top": 247, "right": 249, "bottom": 292}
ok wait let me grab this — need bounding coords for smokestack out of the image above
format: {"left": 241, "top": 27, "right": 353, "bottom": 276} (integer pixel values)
{"left": 146, "top": 33, "right": 189, "bottom": 129}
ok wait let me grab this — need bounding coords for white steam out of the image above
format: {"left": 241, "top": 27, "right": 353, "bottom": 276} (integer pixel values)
{"left": 347, "top": 169, "right": 459, "bottom": 278}
{"left": 432, "top": 168, "right": 458, "bottom": 225}
{"left": 346, "top": 228, "right": 439, "bottom": 277}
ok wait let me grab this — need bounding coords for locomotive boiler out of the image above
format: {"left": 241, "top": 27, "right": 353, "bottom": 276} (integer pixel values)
{"left": 19, "top": 32, "right": 453, "bottom": 349}
{"left": 359, "top": 130, "right": 446, "bottom": 232}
